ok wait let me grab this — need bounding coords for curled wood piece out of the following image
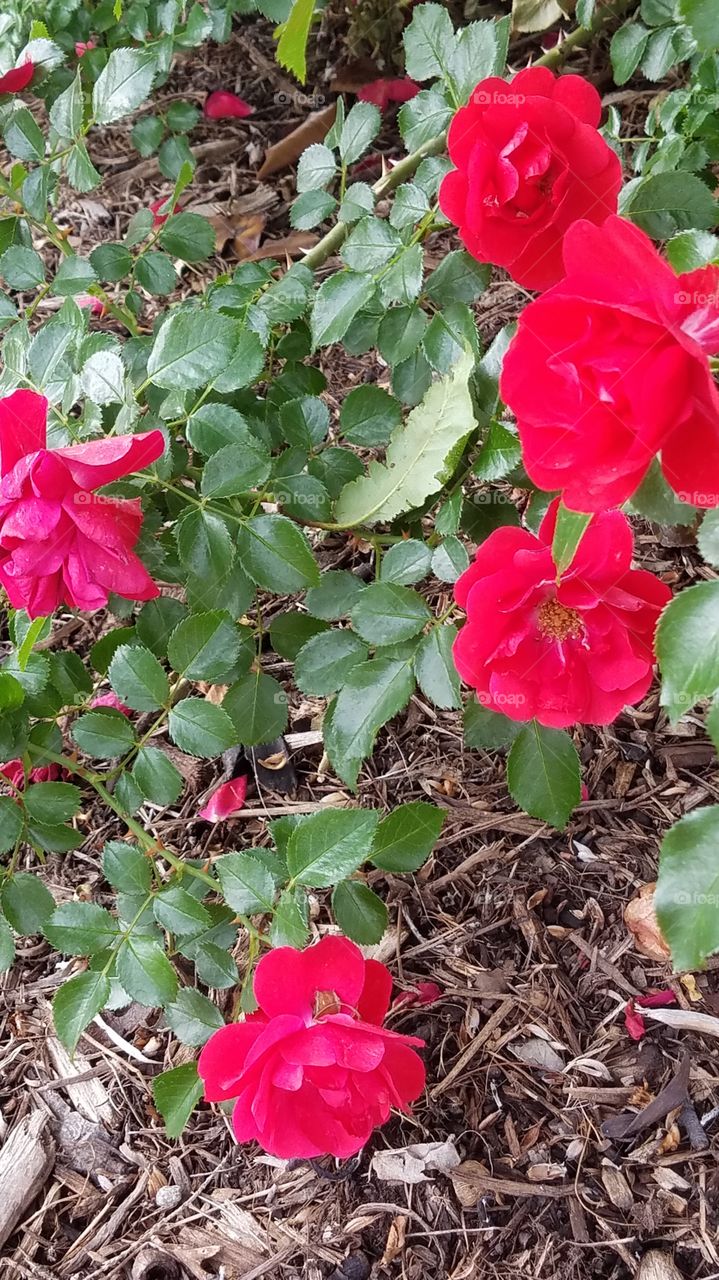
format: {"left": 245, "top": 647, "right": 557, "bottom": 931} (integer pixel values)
{"left": 131, "top": 1246, "right": 184, "bottom": 1280}
{"left": 0, "top": 1111, "right": 56, "bottom": 1249}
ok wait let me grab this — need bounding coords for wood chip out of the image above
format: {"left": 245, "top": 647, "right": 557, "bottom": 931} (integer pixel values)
{"left": 451, "top": 1160, "right": 575, "bottom": 1205}
{"left": 637, "top": 1250, "right": 686, "bottom": 1280}
{"left": 0, "top": 1111, "right": 55, "bottom": 1249}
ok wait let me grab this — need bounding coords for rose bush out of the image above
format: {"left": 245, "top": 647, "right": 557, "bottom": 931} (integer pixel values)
{"left": 0, "top": 0, "right": 718, "bottom": 1148}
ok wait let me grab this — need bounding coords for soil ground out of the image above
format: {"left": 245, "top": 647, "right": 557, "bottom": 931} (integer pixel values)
{"left": 2, "top": 12, "right": 719, "bottom": 1280}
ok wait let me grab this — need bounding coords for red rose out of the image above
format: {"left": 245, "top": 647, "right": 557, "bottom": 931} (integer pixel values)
{"left": 501, "top": 215, "right": 719, "bottom": 511}
{"left": 439, "top": 67, "right": 621, "bottom": 290}
{"left": 0, "top": 62, "right": 35, "bottom": 95}
{"left": 0, "top": 390, "right": 164, "bottom": 618}
{"left": 198, "top": 936, "right": 425, "bottom": 1159}
{"left": 453, "top": 501, "right": 671, "bottom": 729}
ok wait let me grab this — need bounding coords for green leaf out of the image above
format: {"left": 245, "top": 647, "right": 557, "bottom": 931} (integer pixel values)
{"left": 414, "top": 625, "right": 461, "bottom": 709}
{"left": 160, "top": 213, "right": 215, "bottom": 263}
{"left": 665, "top": 229, "right": 719, "bottom": 273}
{"left": 621, "top": 172, "right": 718, "bottom": 239}
{"left": 1, "top": 245, "right": 45, "bottom": 290}
{"left": 222, "top": 671, "right": 288, "bottom": 745}
{"left": 93, "top": 49, "right": 156, "bottom": 124}
{"left": 399, "top": 90, "right": 453, "bottom": 150}
{"left": 424, "top": 251, "right": 489, "bottom": 305}
{"left": 335, "top": 350, "right": 474, "bottom": 527}
{"left": 286, "top": 808, "right": 379, "bottom": 887}
{"left": 297, "top": 142, "right": 335, "bottom": 192}
{"left": 431, "top": 537, "right": 469, "bottom": 582}
{"left": 311, "top": 272, "right": 376, "bottom": 349}
{"left": 464, "top": 695, "right": 522, "bottom": 749}
{"left": 679, "top": 0, "right": 719, "bottom": 50}
{"left": 332, "top": 880, "right": 387, "bottom": 944}
{"left": 133, "top": 746, "right": 184, "bottom": 806}
{"left": 168, "top": 699, "right": 236, "bottom": 757}
{"left": 1, "top": 873, "right": 54, "bottom": 934}
{"left": 166, "top": 101, "right": 200, "bottom": 131}
{"left": 23, "top": 782, "right": 81, "bottom": 825}
{"left": 4, "top": 108, "right": 45, "bottom": 162}
{"left": 474, "top": 419, "right": 522, "bottom": 482}
{"left": 450, "top": 20, "right": 499, "bottom": 100}
{"left": 71, "top": 709, "right": 136, "bottom": 757}
{"left": 370, "top": 800, "right": 444, "bottom": 872}
{"left": 0, "top": 915, "right": 14, "bottom": 973}
{"left": 53, "top": 971, "right": 110, "bottom": 1054}
{"left": 153, "top": 1062, "right": 203, "bottom": 1138}
{"left": 280, "top": 396, "right": 329, "bottom": 451}
{"left": 423, "top": 303, "right": 478, "bottom": 374}
{"left": 629, "top": 459, "right": 698, "bottom": 524}
{"left": 0, "top": 672, "right": 24, "bottom": 711}
{"left": 610, "top": 21, "right": 650, "bottom": 83}
{"left": 44, "top": 902, "right": 120, "bottom": 955}
{"left": 136, "top": 252, "right": 178, "bottom": 296}
{"left": 294, "top": 629, "right": 369, "bottom": 696}
{"left": 168, "top": 612, "right": 245, "bottom": 681}
{"left": 137, "top": 597, "right": 188, "bottom": 659}
{"left": 132, "top": 114, "right": 165, "bottom": 156}
{"left": 341, "top": 217, "right": 402, "bottom": 272}
{"left": 50, "top": 71, "right": 84, "bottom": 141}
{"left": 324, "top": 658, "right": 415, "bottom": 789}
{"left": 339, "top": 182, "right": 375, "bottom": 223}
{"left": 237, "top": 514, "right": 319, "bottom": 592}
{"left": 276, "top": 0, "right": 316, "bottom": 82}
{"left": 66, "top": 141, "right": 101, "bottom": 192}
{"left": 507, "top": 723, "right": 581, "bottom": 829}
{"left": 404, "top": 2, "right": 456, "bottom": 82}
{"left": 90, "top": 243, "right": 133, "bottom": 282}
{"left": 192, "top": 939, "right": 238, "bottom": 988}
{"left": 305, "top": 569, "right": 365, "bottom": 620}
{"left": 216, "top": 851, "right": 276, "bottom": 913}
{"left": 291, "top": 189, "right": 337, "bottom": 230}
{"left": 53, "top": 256, "right": 98, "bottom": 297}
{"left": 657, "top": 581, "right": 719, "bottom": 720}
{"left": 699, "top": 510, "right": 719, "bottom": 567}
{"left": 270, "top": 887, "right": 309, "bottom": 948}
{"left": 117, "top": 934, "right": 177, "bottom": 1005}
{"left": 147, "top": 310, "right": 239, "bottom": 390}
{"left": 381, "top": 540, "right": 432, "bottom": 586}
{"left": 656, "top": 805, "right": 719, "bottom": 970}
{"left": 551, "top": 504, "right": 592, "bottom": 574}
{"left": 270, "top": 611, "right": 328, "bottom": 660}
{"left": 340, "top": 385, "right": 402, "bottom": 448}
{"left": 165, "top": 988, "right": 224, "bottom": 1046}
{"left": 154, "top": 885, "right": 211, "bottom": 935}
{"left": 351, "top": 583, "right": 430, "bottom": 644}
{"left": 102, "top": 840, "right": 152, "bottom": 894}
{"left": 0, "top": 796, "right": 25, "bottom": 854}
{"left": 340, "top": 102, "right": 380, "bottom": 165}
{"left": 109, "top": 644, "right": 169, "bottom": 712}
{"left": 176, "top": 508, "right": 234, "bottom": 581}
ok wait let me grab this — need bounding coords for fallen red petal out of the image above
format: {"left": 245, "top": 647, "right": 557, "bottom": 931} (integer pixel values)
{"left": 198, "top": 775, "right": 248, "bottom": 822}
{"left": 635, "top": 989, "right": 678, "bottom": 1009}
{"left": 0, "top": 62, "right": 35, "bottom": 95}
{"left": 624, "top": 1000, "right": 646, "bottom": 1041}
{"left": 358, "top": 77, "right": 419, "bottom": 111}
{"left": 204, "top": 91, "right": 254, "bottom": 120}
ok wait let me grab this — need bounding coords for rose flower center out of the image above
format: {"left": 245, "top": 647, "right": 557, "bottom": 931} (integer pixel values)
{"left": 537, "top": 598, "right": 584, "bottom": 642}
{"left": 314, "top": 989, "right": 342, "bottom": 1018}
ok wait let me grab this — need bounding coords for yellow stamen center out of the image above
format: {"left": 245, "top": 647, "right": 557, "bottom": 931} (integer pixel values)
{"left": 537, "top": 598, "right": 583, "bottom": 642}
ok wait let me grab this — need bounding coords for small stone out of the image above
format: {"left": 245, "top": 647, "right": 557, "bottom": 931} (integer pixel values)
{"left": 155, "top": 1184, "right": 183, "bottom": 1210}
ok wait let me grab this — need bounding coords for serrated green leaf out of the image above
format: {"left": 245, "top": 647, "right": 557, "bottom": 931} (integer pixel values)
{"left": 657, "top": 581, "right": 719, "bottom": 720}
{"left": 286, "top": 808, "right": 379, "bottom": 887}
{"left": 165, "top": 988, "right": 224, "bottom": 1046}
{"left": 153, "top": 1061, "right": 203, "bottom": 1137}
{"left": 370, "top": 800, "right": 444, "bottom": 872}
{"left": 109, "top": 644, "right": 169, "bottom": 712}
{"left": 507, "top": 722, "right": 581, "bottom": 829}
{"left": 117, "top": 934, "right": 177, "bottom": 1005}
{"left": 324, "top": 658, "right": 415, "bottom": 789}
{"left": 332, "top": 880, "right": 387, "bottom": 944}
{"left": 53, "top": 971, "right": 110, "bottom": 1054}
{"left": 216, "top": 851, "right": 276, "bottom": 913}
{"left": 168, "top": 699, "right": 236, "bottom": 757}
{"left": 656, "top": 805, "right": 719, "bottom": 970}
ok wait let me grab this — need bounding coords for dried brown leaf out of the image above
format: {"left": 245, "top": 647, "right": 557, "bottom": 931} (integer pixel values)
{"left": 624, "top": 882, "right": 671, "bottom": 962}
{"left": 257, "top": 104, "right": 337, "bottom": 179}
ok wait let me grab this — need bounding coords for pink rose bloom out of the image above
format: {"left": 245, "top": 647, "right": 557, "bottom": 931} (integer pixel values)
{"left": 90, "top": 692, "right": 131, "bottom": 715}
{"left": 198, "top": 936, "right": 426, "bottom": 1159}
{"left": 0, "top": 389, "right": 164, "bottom": 618}
{"left": 75, "top": 40, "right": 96, "bottom": 56}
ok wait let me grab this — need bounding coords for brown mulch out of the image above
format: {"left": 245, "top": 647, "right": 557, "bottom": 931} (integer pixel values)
{"left": 2, "top": 14, "right": 719, "bottom": 1280}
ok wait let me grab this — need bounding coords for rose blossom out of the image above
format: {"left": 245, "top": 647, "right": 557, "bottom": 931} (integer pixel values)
{"left": 0, "top": 760, "right": 65, "bottom": 789}
{"left": 198, "top": 936, "right": 425, "bottom": 1158}
{"left": 453, "top": 501, "right": 671, "bottom": 729}
{"left": 501, "top": 215, "right": 719, "bottom": 511}
{"left": 0, "top": 389, "right": 164, "bottom": 618}
{"left": 0, "top": 63, "right": 35, "bottom": 95}
{"left": 439, "top": 67, "right": 621, "bottom": 290}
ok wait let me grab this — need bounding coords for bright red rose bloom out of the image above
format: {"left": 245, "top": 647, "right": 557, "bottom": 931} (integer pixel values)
{"left": 0, "top": 390, "right": 164, "bottom": 618}
{"left": 0, "top": 62, "right": 35, "bottom": 95}
{"left": 501, "top": 215, "right": 719, "bottom": 511}
{"left": 439, "top": 67, "right": 621, "bottom": 290}
{"left": 198, "top": 936, "right": 425, "bottom": 1159}
{"left": 453, "top": 502, "right": 671, "bottom": 729}
{"left": 204, "top": 90, "right": 253, "bottom": 120}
